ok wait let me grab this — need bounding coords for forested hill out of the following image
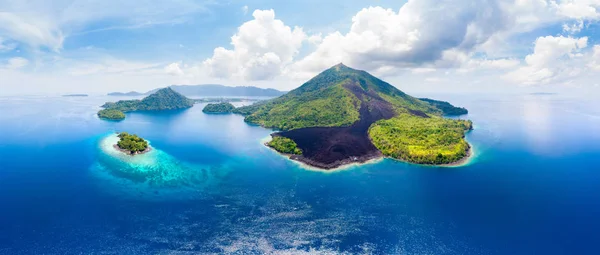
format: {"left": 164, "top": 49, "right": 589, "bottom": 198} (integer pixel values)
{"left": 233, "top": 63, "right": 473, "bottom": 167}
{"left": 419, "top": 98, "right": 468, "bottom": 116}
{"left": 99, "top": 88, "right": 194, "bottom": 119}
{"left": 235, "top": 63, "right": 439, "bottom": 131}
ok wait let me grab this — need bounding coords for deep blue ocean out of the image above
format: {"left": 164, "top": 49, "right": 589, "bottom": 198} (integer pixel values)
{"left": 1, "top": 94, "right": 599, "bottom": 254}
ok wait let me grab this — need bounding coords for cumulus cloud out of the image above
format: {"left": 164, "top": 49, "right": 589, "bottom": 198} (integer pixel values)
{"left": 165, "top": 62, "right": 184, "bottom": 76}
{"left": 589, "top": 45, "right": 600, "bottom": 70}
{"left": 203, "top": 9, "right": 307, "bottom": 80}
{"left": 290, "top": 1, "right": 511, "bottom": 77}
{"left": 506, "top": 36, "right": 589, "bottom": 85}
{"left": 553, "top": 0, "right": 600, "bottom": 19}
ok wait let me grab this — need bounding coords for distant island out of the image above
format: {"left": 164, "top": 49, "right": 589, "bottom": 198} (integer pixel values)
{"left": 194, "top": 98, "right": 263, "bottom": 103}
{"left": 114, "top": 132, "right": 150, "bottom": 155}
{"left": 235, "top": 63, "right": 473, "bottom": 169}
{"left": 99, "top": 88, "right": 194, "bottom": 120}
{"left": 62, "top": 94, "right": 88, "bottom": 97}
{"left": 202, "top": 102, "right": 235, "bottom": 114}
{"left": 529, "top": 92, "right": 557, "bottom": 96}
{"left": 108, "top": 84, "right": 285, "bottom": 97}
{"left": 107, "top": 91, "right": 145, "bottom": 96}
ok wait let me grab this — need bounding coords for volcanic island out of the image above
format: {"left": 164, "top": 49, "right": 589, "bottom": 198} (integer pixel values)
{"left": 233, "top": 63, "right": 473, "bottom": 170}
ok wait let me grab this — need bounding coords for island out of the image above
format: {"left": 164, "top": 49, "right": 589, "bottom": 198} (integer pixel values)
{"left": 98, "top": 109, "right": 126, "bottom": 120}
{"left": 107, "top": 91, "right": 145, "bottom": 96}
{"left": 62, "top": 94, "right": 88, "bottom": 97}
{"left": 115, "top": 132, "right": 150, "bottom": 155}
{"left": 99, "top": 88, "right": 194, "bottom": 120}
{"left": 194, "top": 98, "right": 263, "bottom": 103}
{"left": 234, "top": 63, "right": 473, "bottom": 169}
{"left": 202, "top": 102, "right": 236, "bottom": 114}
{"left": 108, "top": 84, "right": 286, "bottom": 97}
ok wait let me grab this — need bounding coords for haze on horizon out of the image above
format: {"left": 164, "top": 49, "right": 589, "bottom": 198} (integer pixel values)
{"left": 1, "top": 0, "right": 600, "bottom": 96}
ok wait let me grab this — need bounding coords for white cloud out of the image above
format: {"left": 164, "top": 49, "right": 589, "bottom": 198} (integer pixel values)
{"left": 554, "top": 0, "right": 600, "bottom": 19}
{"left": 0, "top": 36, "right": 17, "bottom": 52}
{"left": 4, "top": 57, "right": 29, "bottom": 69}
{"left": 242, "top": 5, "right": 249, "bottom": 15}
{"left": 562, "top": 20, "right": 585, "bottom": 33}
{"left": 506, "top": 36, "right": 589, "bottom": 85}
{"left": 165, "top": 62, "right": 184, "bottom": 76}
{"left": 0, "top": 12, "right": 64, "bottom": 51}
{"left": 290, "top": 1, "right": 512, "bottom": 78}
{"left": 589, "top": 45, "right": 600, "bottom": 70}
{"left": 0, "top": 0, "right": 210, "bottom": 51}
{"left": 203, "top": 9, "right": 307, "bottom": 80}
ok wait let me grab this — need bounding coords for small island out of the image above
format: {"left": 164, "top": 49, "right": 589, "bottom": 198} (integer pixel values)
{"left": 98, "top": 109, "right": 126, "bottom": 120}
{"left": 115, "top": 132, "right": 150, "bottom": 155}
{"left": 202, "top": 102, "right": 235, "bottom": 114}
{"left": 62, "top": 94, "right": 88, "bottom": 97}
{"left": 99, "top": 88, "right": 194, "bottom": 120}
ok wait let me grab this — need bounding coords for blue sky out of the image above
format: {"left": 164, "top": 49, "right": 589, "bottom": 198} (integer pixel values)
{"left": 1, "top": 0, "right": 600, "bottom": 95}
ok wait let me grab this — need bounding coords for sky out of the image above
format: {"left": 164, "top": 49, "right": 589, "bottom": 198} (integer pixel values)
{"left": 1, "top": 0, "right": 600, "bottom": 96}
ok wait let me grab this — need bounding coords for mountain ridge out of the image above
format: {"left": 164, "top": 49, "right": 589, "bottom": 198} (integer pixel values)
{"left": 108, "top": 84, "right": 286, "bottom": 97}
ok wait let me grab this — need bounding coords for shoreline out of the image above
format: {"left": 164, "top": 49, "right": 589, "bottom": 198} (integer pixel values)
{"left": 262, "top": 137, "right": 383, "bottom": 172}
{"left": 112, "top": 144, "right": 152, "bottom": 156}
{"left": 263, "top": 136, "right": 474, "bottom": 171}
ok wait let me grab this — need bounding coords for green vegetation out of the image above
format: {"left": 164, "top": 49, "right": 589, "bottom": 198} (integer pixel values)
{"left": 369, "top": 113, "right": 472, "bottom": 165}
{"left": 97, "top": 109, "right": 125, "bottom": 120}
{"left": 419, "top": 98, "right": 468, "bottom": 116}
{"left": 232, "top": 63, "right": 474, "bottom": 166}
{"left": 202, "top": 102, "right": 236, "bottom": 113}
{"left": 116, "top": 132, "right": 149, "bottom": 154}
{"left": 267, "top": 136, "right": 302, "bottom": 155}
{"left": 236, "top": 63, "right": 437, "bottom": 130}
{"left": 243, "top": 84, "right": 361, "bottom": 130}
{"left": 99, "top": 88, "right": 194, "bottom": 120}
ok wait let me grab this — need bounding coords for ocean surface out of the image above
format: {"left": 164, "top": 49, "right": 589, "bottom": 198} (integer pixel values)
{"left": 0, "top": 94, "right": 599, "bottom": 254}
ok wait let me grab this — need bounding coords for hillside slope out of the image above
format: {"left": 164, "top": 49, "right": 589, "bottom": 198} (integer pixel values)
{"left": 237, "top": 63, "right": 472, "bottom": 169}
{"left": 99, "top": 88, "right": 194, "bottom": 120}
{"left": 238, "top": 63, "right": 438, "bottom": 131}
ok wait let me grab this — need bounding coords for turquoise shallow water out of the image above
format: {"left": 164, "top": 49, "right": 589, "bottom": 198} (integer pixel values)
{"left": 1, "top": 94, "right": 600, "bottom": 254}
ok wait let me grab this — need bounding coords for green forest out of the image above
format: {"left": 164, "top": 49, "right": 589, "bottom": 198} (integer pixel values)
{"left": 233, "top": 64, "right": 444, "bottom": 131}
{"left": 97, "top": 109, "right": 125, "bottom": 120}
{"left": 267, "top": 136, "right": 302, "bottom": 155}
{"left": 369, "top": 114, "right": 472, "bottom": 165}
{"left": 419, "top": 98, "right": 468, "bottom": 116}
{"left": 99, "top": 88, "right": 194, "bottom": 119}
{"left": 202, "top": 102, "right": 235, "bottom": 113}
{"left": 242, "top": 84, "right": 361, "bottom": 131}
{"left": 116, "top": 132, "right": 149, "bottom": 154}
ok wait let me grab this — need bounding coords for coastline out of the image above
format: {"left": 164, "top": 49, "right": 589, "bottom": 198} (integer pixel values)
{"left": 262, "top": 135, "right": 475, "bottom": 171}
{"left": 262, "top": 136, "right": 384, "bottom": 172}
{"left": 112, "top": 144, "right": 152, "bottom": 156}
